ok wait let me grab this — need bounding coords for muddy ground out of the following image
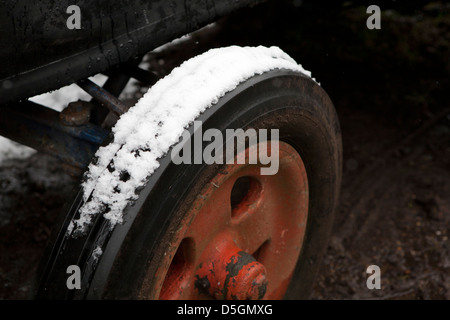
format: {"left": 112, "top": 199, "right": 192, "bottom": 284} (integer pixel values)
{"left": 0, "top": 0, "right": 449, "bottom": 299}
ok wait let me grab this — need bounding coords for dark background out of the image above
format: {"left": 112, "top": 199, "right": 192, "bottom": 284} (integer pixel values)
{"left": 0, "top": 0, "right": 449, "bottom": 299}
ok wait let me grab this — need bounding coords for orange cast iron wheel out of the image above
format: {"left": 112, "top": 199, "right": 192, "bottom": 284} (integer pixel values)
{"left": 155, "top": 141, "right": 309, "bottom": 300}
{"left": 35, "top": 69, "right": 341, "bottom": 300}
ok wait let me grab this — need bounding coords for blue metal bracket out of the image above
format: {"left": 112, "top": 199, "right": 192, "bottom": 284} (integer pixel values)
{"left": 0, "top": 100, "right": 109, "bottom": 169}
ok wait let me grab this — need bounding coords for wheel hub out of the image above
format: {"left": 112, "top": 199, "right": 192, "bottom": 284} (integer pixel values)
{"left": 195, "top": 232, "right": 268, "bottom": 300}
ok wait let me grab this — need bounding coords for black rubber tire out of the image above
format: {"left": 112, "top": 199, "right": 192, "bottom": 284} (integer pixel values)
{"left": 34, "top": 69, "right": 342, "bottom": 300}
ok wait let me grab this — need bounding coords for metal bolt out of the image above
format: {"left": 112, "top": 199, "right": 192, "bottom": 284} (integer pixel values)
{"left": 60, "top": 101, "right": 92, "bottom": 126}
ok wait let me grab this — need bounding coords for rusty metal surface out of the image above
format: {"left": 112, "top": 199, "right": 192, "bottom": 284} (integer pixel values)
{"left": 59, "top": 101, "right": 92, "bottom": 126}
{"left": 194, "top": 234, "right": 268, "bottom": 300}
{"left": 77, "top": 79, "right": 129, "bottom": 116}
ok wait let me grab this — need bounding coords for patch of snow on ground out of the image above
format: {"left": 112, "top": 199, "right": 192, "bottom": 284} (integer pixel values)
{"left": 0, "top": 137, "right": 36, "bottom": 164}
{"left": 69, "top": 46, "right": 315, "bottom": 235}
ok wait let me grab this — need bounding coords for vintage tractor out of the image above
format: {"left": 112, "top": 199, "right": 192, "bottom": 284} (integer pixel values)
{"left": 0, "top": 0, "right": 342, "bottom": 299}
